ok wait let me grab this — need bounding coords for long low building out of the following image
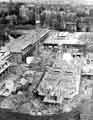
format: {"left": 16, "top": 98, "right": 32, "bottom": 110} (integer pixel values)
{"left": 3, "top": 29, "right": 49, "bottom": 63}
{"left": 44, "top": 32, "right": 87, "bottom": 46}
{"left": 6, "top": 29, "right": 49, "bottom": 53}
{"left": 43, "top": 32, "right": 93, "bottom": 57}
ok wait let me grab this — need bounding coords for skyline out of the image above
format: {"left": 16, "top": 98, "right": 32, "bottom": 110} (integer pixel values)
{"left": 0, "top": 0, "right": 93, "bottom": 5}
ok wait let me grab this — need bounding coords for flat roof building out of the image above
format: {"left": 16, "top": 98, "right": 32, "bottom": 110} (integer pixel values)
{"left": 3, "top": 29, "right": 49, "bottom": 63}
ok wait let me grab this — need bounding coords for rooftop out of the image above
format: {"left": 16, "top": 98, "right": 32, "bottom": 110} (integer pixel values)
{"left": 44, "top": 32, "right": 87, "bottom": 46}
{"left": 5, "top": 29, "right": 49, "bottom": 53}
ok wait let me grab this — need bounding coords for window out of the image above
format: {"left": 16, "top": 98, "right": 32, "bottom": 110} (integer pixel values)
{"left": 50, "top": 95, "right": 57, "bottom": 101}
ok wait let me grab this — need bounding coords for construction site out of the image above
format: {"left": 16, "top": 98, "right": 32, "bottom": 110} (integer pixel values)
{"left": 0, "top": 27, "right": 93, "bottom": 120}
{"left": 0, "top": 0, "right": 93, "bottom": 120}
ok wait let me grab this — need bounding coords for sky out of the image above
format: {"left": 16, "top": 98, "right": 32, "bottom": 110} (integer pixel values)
{"left": 0, "top": 0, "right": 93, "bottom": 5}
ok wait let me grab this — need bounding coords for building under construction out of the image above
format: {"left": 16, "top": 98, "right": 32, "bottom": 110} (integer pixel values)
{"left": 0, "top": 29, "right": 93, "bottom": 119}
{"left": 0, "top": 0, "right": 93, "bottom": 120}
